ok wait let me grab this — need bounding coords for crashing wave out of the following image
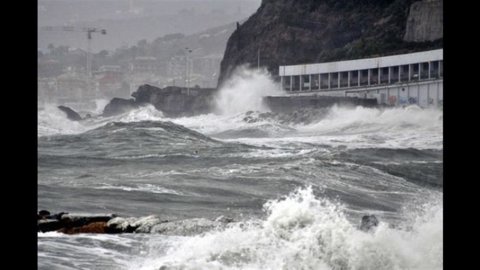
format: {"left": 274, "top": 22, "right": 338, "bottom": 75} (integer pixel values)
{"left": 132, "top": 186, "right": 442, "bottom": 270}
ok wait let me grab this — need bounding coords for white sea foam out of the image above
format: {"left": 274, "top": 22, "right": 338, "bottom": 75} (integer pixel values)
{"left": 214, "top": 67, "right": 284, "bottom": 115}
{"left": 39, "top": 71, "right": 442, "bottom": 151}
{"left": 38, "top": 104, "right": 166, "bottom": 137}
{"left": 38, "top": 104, "right": 90, "bottom": 136}
{"left": 38, "top": 232, "right": 147, "bottom": 270}
{"left": 93, "top": 183, "right": 183, "bottom": 195}
{"left": 169, "top": 112, "right": 291, "bottom": 137}
{"left": 115, "top": 105, "right": 165, "bottom": 123}
{"left": 167, "top": 105, "right": 443, "bottom": 150}
{"left": 293, "top": 105, "right": 443, "bottom": 149}
{"left": 93, "top": 99, "right": 111, "bottom": 114}
{"left": 131, "top": 187, "right": 442, "bottom": 270}
{"left": 296, "top": 105, "right": 442, "bottom": 135}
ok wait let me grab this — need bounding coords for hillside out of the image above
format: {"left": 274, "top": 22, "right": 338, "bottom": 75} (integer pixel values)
{"left": 218, "top": 0, "right": 443, "bottom": 86}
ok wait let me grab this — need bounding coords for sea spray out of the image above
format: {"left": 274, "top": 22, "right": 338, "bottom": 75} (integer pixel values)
{"left": 94, "top": 98, "right": 111, "bottom": 115}
{"left": 116, "top": 105, "right": 165, "bottom": 123}
{"left": 297, "top": 105, "right": 443, "bottom": 135}
{"left": 214, "top": 67, "right": 284, "bottom": 115}
{"left": 38, "top": 104, "right": 165, "bottom": 137}
{"left": 38, "top": 104, "right": 89, "bottom": 136}
{"left": 133, "top": 187, "right": 442, "bottom": 270}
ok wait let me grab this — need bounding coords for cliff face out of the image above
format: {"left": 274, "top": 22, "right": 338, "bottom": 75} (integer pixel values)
{"left": 404, "top": 0, "right": 443, "bottom": 42}
{"left": 218, "top": 0, "right": 443, "bottom": 86}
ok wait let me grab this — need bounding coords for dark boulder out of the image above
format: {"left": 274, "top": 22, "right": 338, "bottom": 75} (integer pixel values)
{"left": 38, "top": 219, "right": 64, "bottom": 232}
{"left": 57, "top": 106, "right": 82, "bottom": 121}
{"left": 49, "top": 212, "right": 68, "bottom": 220}
{"left": 60, "top": 214, "right": 116, "bottom": 228}
{"left": 130, "top": 84, "right": 216, "bottom": 117}
{"left": 360, "top": 215, "right": 379, "bottom": 232}
{"left": 102, "top": 98, "right": 139, "bottom": 117}
{"left": 131, "top": 84, "right": 159, "bottom": 104}
{"left": 59, "top": 221, "right": 109, "bottom": 234}
{"left": 37, "top": 212, "right": 117, "bottom": 233}
{"left": 38, "top": 210, "right": 50, "bottom": 219}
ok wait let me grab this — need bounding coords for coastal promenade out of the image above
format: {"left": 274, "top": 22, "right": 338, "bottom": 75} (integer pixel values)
{"left": 277, "top": 49, "right": 443, "bottom": 107}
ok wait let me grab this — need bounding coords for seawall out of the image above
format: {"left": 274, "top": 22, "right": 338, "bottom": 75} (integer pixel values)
{"left": 264, "top": 95, "right": 378, "bottom": 113}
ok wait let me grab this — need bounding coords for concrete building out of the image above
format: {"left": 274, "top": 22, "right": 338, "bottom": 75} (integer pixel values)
{"left": 38, "top": 77, "right": 58, "bottom": 104}
{"left": 94, "top": 65, "right": 129, "bottom": 98}
{"left": 56, "top": 72, "right": 90, "bottom": 102}
{"left": 278, "top": 49, "right": 443, "bottom": 107}
{"left": 130, "top": 56, "right": 159, "bottom": 73}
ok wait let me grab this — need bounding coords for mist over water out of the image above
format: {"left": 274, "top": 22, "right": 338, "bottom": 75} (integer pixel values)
{"left": 38, "top": 68, "right": 442, "bottom": 270}
{"left": 214, "top": 67, "right": 284, "bottom": 115}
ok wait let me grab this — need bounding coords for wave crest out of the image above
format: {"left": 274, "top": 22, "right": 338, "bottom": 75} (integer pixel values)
{"left": 133, "top": 187, "right": 442, "bottom": 270}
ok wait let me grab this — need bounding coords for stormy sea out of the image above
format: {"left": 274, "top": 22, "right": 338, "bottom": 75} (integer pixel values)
{"left": 38, "top": 70, "right": 443, "bottom": 270}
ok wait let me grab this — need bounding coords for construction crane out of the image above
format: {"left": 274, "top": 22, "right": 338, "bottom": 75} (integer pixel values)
{"left": 40, "top": 26, "right": 107, "bottom": 78}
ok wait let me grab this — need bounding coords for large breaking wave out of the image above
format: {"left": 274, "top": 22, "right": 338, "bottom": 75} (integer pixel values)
{"left": 129, "top": 187, "right": 442, "bottom": 270}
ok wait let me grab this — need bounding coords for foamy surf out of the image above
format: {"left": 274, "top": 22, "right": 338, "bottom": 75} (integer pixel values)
{"left": 38, "top": 67, "right": 442, "bottom": 270}
{"left": 129, "top": 187, "right": 442, "bottom": 270}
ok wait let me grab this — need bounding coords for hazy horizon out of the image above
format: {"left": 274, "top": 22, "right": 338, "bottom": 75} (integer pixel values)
{"left": 38, "top": 0, "right": 261, "bottom": 53}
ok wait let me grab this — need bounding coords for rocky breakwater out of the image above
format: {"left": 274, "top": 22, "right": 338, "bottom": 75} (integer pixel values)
{"left": 102, "top": 84, "right": 217, "bottom": 117}
{"left": 38, "top": 210, "right": 379, "bottom": 235}
{"left": 37, "top": 210, "right": 117, "bottom": 234}
{"left": 37, "top": 210, "right": 235, "bottom": 235}
{"left": 264, "top": 95, "right": 378, "bottom": 113}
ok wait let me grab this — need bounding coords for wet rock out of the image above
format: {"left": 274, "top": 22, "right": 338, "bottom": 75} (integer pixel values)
{"left": 57, "top": 106, "right": 82, "bottom": 121}
{"left": 132, "top": 215, "right": 163, "bottom": 233}
{"left": 60, "top": 213, "right": 116, "bottom": 226}
{"left": 131, "top": 84, "right": 216, "bottom": 117}
{"left": 360, "top": 215, "right": 379, "bottom": 232}
{"left": 106, "top": 217, "right": 139, "bottom": 233}
{"left": 37, "top": 211, "right": 232, "bottom": 235}
{"left": 38, "top": 219, "right": 64, "bottom": 232}
{"left": 48, "top": 212, "right": 68, "bottom": 220}
{"left": 151, "top": 218, "right": 224, "bottom": 236}
{"left": 59, "top": 221, "right": 108, "bottom": 234}
{"left": 38, "top": 210, "right": 50, "bottom": 219}
{"left": 102, "top": 98, "right": 138, "bottom": 117}
{"left": 404, "top": 0, "right": 443, "bottom": 42}
{"left": 37, "top": 212, "right": 117, "bottom": 233}
{"left": 131, "top": 84, "right": 158, "bottom": 104}
{"left": 105, "top": 216, "right": 168, "bottom": 233}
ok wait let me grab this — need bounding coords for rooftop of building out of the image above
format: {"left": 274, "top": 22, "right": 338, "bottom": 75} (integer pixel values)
{"left": 279, "top": 49, "right": 443, "bottom": 76}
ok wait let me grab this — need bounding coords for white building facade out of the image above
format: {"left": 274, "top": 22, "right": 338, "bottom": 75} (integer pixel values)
{"left": 278, "top": 49, "right": 443, "bottom": 107}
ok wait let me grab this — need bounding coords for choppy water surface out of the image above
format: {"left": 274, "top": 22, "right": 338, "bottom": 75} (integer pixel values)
{"left": 38, "top": 71, "right": 442, "bottom": 270}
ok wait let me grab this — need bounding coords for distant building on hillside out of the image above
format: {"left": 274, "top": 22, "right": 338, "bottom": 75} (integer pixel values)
{"left": 56, "top": 72, "right": 91, "bottom": 103}
{"left": 94, "top": 65, "right": 129, "bottom": 98}
{"left": 192, "top": 54, "right": 222, "bottom": 88}
{"left": 130, "top": 56, "right": 159, "bottom": 74}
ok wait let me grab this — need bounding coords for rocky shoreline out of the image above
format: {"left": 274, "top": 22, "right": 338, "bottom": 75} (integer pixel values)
{"left": 37, "top": 210, "right": 235, "bottom": 235}
{"left": 103, "top": 84, "right": 216, "bottom": 118}
{"left": 38, "top": 210, "right": 378, "bottom": 235}
{"left": 56, "top": 84, "right": 217, "bottom": 121}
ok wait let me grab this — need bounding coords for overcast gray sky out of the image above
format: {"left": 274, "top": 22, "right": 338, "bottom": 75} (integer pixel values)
{"left": 38, "top": 0, "right": 261, "bottom": 52}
